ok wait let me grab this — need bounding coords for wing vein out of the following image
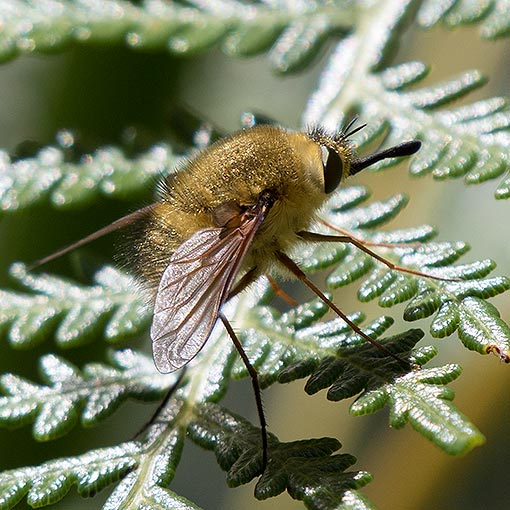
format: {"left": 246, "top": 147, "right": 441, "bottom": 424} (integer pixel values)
{"left": 150, "top": 198, "right": 271, "bottom": 373}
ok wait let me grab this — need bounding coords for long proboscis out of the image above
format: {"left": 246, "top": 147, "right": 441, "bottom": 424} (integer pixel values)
{"left": 350, "top": 140, "right": 421, "bottom": 175}
{"left": 28, "top": 204, "right": 155, "bottom": 270}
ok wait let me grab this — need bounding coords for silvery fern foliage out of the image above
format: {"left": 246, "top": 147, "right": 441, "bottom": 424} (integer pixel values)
{"left": 0, "top": 1, "right": 509, "bottom": 509}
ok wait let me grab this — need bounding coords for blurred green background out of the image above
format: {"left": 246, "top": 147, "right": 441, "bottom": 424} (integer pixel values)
{"left": 0, "top": 18, "right": 509, "bottom": 510}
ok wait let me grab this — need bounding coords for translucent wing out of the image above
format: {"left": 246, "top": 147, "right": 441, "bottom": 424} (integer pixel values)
{"left": 151, "top": 205, "right": 268, "bottom": 373}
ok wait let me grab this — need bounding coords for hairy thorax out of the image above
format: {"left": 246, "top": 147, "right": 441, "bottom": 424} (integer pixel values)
{"left": 128, "top": 126, "right": 329, "bottom": 288}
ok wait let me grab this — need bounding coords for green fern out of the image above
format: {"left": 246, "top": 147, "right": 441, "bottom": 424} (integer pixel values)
{"left": 418, "top": 0, "right": 510, "bottom": 37}
{"left": 0, "top": 1, "right": 507, "bottom": 212}
{"left": 0, "top": 0, "right": 356, "bottom": 72}
{"left": 189, "top": 404, "right": 374, "bottom": 509}
{"left": 0, "top": 142, "right": 179, "bottom": 213}
{"left": 314, "top": 187, "right": 510, "bottom": 358}
{"left": 0, "top": 322, "right": 376, "bottom": 509}
{"left": 301, "top": 0, "right": 510, "bottom": 197}
{"left": 0, "top": 264, "right": 150, "bottom": 347}
{"left": 0, "top": 1, "right": 509, "bottom": 509}
{"left": 0, "top": 402, "right": 187, "bottom": 509}
{"left": 0, "top": 349, "right": 172, "bottom": 440}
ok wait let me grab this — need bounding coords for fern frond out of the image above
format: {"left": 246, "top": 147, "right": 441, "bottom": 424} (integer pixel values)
{"left": 418, "top": 0, "right": 510, "bottom": 39}
{"left": 0, "top": 445, "right": 136, "bottom": 508}
{"left": 188, "top": 403, "right": 374, "bottom": 510}
{"left": 0, "top": 143, "right": 177, "bottom": 214}
{"left": 0, "top": 255, "right": 494, "bottom": 508}
{"left": 0, "top": 263, "right": 150, "bottom": 348}
{"left": 0, "top": 0, "right": 356, "bottom": 72}
{"left": 281, "top": 329, "right": 485, "bottom": 455}
{"left": 0, "top": 316, "right": 237, "bottom": 509}
{"left": 304, "top": 1, "right": 510, "bottom": 198}
{"left": 0, "top": 397, "right": 190, "bottom": 510}
{"left": 235, "top": 294, "right": 394, "bottom": 387}
{"left": 0, "top": 320, "right": 377, "bottom": 510}
{"left": 0, "top": 349, "right": 172, "bottom": 440}
{"left": 238, "top": 292, "right": 485, "bottom": 455}
{"left": 306, "top": 186, "right": 510, "bottom": 361}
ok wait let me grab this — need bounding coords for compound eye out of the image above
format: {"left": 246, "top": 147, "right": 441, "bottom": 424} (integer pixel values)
{"left": 322, "top": 146, "right": 343, "bottom": 194}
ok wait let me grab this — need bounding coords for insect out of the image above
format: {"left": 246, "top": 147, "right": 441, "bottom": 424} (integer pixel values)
{"left": 34, "top": 121, "right": 424, "bottom": 466}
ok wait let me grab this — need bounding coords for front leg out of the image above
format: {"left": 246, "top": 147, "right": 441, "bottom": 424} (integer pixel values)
{"left": 297, "top": 231, "right": 458, "bottom": 282}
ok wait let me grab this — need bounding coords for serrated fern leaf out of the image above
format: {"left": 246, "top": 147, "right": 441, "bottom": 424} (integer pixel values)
{"left": 225, "top": 284, "right": 485, "bottom": 455}
{"left": 303, "top": 1, "right": 510, "bottom": 199}
{"left": 188, "top": 403, "right": 374, "bottom": 510}
{"left": 0, "top": 0, "right": 357, "bottom": 73}
{"left": 0, "top": 309, "right": 379, "bottom": 510}
{"left": 418, "top": 0, "right": 510, "bottom": 39}
{"left": 233, "top": 292, "right": 395, "bottom": 387}
{"left": 301, "top": 186, "right": 510, "bottom": 362}
{"left": 0, "top": 349, "right": 172, "bottom": 440}
{"left": 103, "top": 469, "right": 201, "bottom": 510}
{"left": 278, "top": 328, "right": 485, "bottom": 455}
{"left": 454, "top": 296, "right": 510, "bottom": 359}
{"left": 0, "top": 318, "right": 240, "bottom": 510}
{"left": 350, "top": 362, "right": 485, "bottom": 455}
{"left": 0, "top": 263, "right": 150, "bottom": 348}
{"left": 102, "top": 415, "right": 195, "bottom": 510}
{"left": 0, "top": 397, "right": 190, "bottom": 510}
{"left": 0, "top": 443, "right": 138, "bottom": 508}
{"left": 0, "top": 142, "right": 177, "bottom": 214}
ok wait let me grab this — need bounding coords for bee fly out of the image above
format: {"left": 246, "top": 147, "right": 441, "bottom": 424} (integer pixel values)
{"left": 33, "top": 121, "right": 425, "bottom": 467}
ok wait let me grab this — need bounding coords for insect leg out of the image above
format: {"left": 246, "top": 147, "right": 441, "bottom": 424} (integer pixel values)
{"left": 226, "top": 266, "right": 259, "bottom": 301}
{"left": 219, "top": 312, "right": 268, "bottom": 470}
{"left": 227, "top": 267, "right": 299, "bottom": 307}
{"left": 28, "top": 204, "right": 156, "bottom": 270}
{"left": 134, "top": 367, "right": 187, "bottom": 438}
{"left": 298, "top": 231, "right": 459, "bottom": 282}
{"left": 318, "top": 218, "right": 422, "bottom": 248}
{"left": 275, "top": 250, "right": 412, "bottom": 370}
{"left": 266, "top": 275, "right": 299, "bottom": 307}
